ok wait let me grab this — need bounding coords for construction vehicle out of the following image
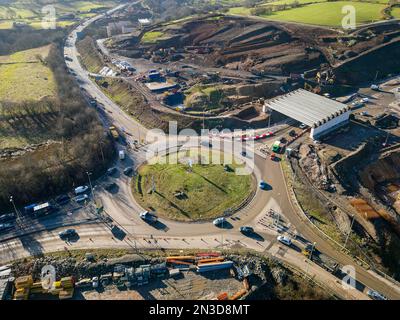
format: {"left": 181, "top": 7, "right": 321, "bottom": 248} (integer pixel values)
{"left": 272, "top": 141, "right": 282, "bottom": 153}
{"left": 302, "top": 244, "right": 339, "bottom": 274}
{"left": 109, "top": 126, "right": 119, "bottom": 140}
{"left": 13, "top": 275, "right": 74, "bottom": 300}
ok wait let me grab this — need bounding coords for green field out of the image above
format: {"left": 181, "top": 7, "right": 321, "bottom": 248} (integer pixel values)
{"left": 227, "top": 0, "right": 390, "bottom": 26}
{"left": 0, "top": 1, "right": 117, "bottom": 30}
{"left": 133, "top": 150, "right": 253, "bottom": 221}
{"left": 392, "top": 7, "right": 400, "bottom": 18}
{"left": 141, "top": 31, "right": 166, "bottom": 44}
{"left": 0, "top": 45, "right": 56, "bottom": 102}
{"left": 0, "top": 45, "right": 58, "bottom": 149}
{"left": 263, "top": 2, "right": 387, "bottom": 26}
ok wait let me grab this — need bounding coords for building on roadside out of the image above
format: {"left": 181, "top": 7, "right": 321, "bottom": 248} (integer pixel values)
{"left": 264, "top": 89, "right": 351, "bottom": 140}
{"left": 138, "top": 18, "right": 152, "bottom": 28}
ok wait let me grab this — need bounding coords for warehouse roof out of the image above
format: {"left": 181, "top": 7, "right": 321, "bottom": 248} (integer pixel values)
{"left": 265, "top": 89, "right": 351, "bottom": 128}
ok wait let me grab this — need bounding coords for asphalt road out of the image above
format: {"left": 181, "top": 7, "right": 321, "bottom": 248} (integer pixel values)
{"left": 63, "top": 10, "right": 400, "bottom": 299}
{"left": 0, "top": 4, "right": 399, "bottom": 300}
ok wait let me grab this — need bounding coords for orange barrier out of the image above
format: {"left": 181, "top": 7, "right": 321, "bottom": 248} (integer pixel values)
{"left": 229, "top": 289, "right": 247, "bottom": 300}
{"left": 197, "top": 257, "right": 225, "bottom": 264}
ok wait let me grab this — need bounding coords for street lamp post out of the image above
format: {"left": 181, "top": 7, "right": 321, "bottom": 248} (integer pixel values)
{"left": 305, "top": 242, "right": 316, "bottom": 279}
{"left": 86, "top": 171, "right": 95, "bottom": 203}
{"left": 344, "top": 214, "right": 356, "bottom": 250}
{"left": 10, "top": 196, "right": 21, "bottom": 226}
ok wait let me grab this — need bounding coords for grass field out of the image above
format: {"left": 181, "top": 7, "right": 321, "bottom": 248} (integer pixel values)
{"left": 0, "top": 45, "right": 58, "bottom": 149}
{"left": 392, "top": 7, "right": 400, "bottom": 18}
{"left": 263, "top": 2, "right": 387, "bottom": 26}
{"left": 0, "top": 45, "right": 56, "bottom": 102}
{"left": 227, "top": 1, "right": 389, "bottom": 26}
{"left": 0, "top": 1, "right": 117, "bottom": 30}
{"left": 133, "top": 150, "right": 253, "bottom": 221}
{"left": 141, "top": 31, "right": 166, "bottom": 44}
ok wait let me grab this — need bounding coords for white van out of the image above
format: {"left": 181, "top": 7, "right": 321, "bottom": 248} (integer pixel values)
{"left": 119, "top": 150, "right": 125, "bottom": 160}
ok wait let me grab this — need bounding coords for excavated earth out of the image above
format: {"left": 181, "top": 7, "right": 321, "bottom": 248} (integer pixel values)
{"left": 113, "top": 16, "right": 400, "bottom": 84}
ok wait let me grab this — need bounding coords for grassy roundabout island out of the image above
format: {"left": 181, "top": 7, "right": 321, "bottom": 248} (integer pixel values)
{"left": 132, "top": 149, "right": 255, "bottom": 221}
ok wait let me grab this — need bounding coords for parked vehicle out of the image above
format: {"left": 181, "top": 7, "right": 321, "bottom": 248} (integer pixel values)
{"left": 74, "top": 194, "right": 89, "bottom": 203}
{"left": 119, "top": 150, "right": 125, "bottom": 160}
{"left": 272, "top": 141, "right": 281, "bottom": 153}
{"left": 140, "top": 211, "right": 158, "bottom": 223}
{"left": 299, "top": 123, "right": 307, "bottom": 129}
{"left": 277, "top": 235, "right": 292, "bottom": 246}
{"left": 213, "top": 217, "right": 226, "bottom": 226}
{"left": 241, "top": 151, "right": 247, "bottom": 157}
{"left": 74, "top": 185, "right": 89, "bottom": 195}
{"left": 302, "top": 244, "right": 339, "bottom": 273}
{"left": 370, "top": 84, "right": 380, "bottom": 91}
{"left": 33, "top": 202, "right": 53, "bottom": 217}
{"left": 367, "top": 289, "right": 387, "bottom": 300}
{"left": 58, "top": 229, "right": 77, "bottom": 239}
{"left": 239, "top": 226, "right": 254, "bottom": 234}
{"left": 24, "top": 204, "right": 37, "bottom": 214}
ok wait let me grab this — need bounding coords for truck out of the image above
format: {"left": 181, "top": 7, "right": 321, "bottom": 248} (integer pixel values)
{"left": 272, "top": 141, "right": 282, "bottom": 153}
{"left": 302, "top": 244, "right": 339, "bottom": 274}
{"left": 33, "top": 202, "right": 54, "bottom": 217}
{"left": 109, "top": 126, "right": 119, "bottom": 140}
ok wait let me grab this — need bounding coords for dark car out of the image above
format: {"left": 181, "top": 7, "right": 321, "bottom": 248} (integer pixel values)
{"left": 55, "top": 194, "right": 70, "bottom": 205}
{"left": 59, "top": 229, "right": 77, "bottom": 240}
{"left": 123, "top": 167, "right": 133, "bottom": 176}
{"left": 239, "top": 226, "right": 254, "bottom": 234}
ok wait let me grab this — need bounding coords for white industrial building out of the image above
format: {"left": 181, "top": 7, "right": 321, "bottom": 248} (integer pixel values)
{"left": 264, "top": 89, "right": 351, "bottom": 139}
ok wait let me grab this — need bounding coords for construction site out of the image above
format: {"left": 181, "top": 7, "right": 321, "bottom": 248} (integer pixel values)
{"left": 90, "top": 11, "right": 400, "bottom": 132}
{"left": 74, "top": 5, "right": 400, "bottom": 279}
{"left": 0, "top": 250, "right": 332, "bottom": 300}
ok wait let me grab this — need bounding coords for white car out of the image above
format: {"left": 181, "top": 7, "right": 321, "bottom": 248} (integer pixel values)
{"left": 370, "top": 84, "right": 380, "bottom": 91}
{"left": 277, "top": 235, "right": 292, "bottom": 246}
{"left": 74, "top": 194, "right": 89, "bottom": 203}
{"left": 213, "top": 217, "right": 226, "bottom": 226}
{"left": 299, "top": 123, "right": 307, "bottom": 129}
{"left": 74, "top": 185, "right": 89, "bottom": 195}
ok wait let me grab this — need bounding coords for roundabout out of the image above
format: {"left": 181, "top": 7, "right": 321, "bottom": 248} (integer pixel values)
{"left": 132, "top": 149, "right": 256, "bottom": 221}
